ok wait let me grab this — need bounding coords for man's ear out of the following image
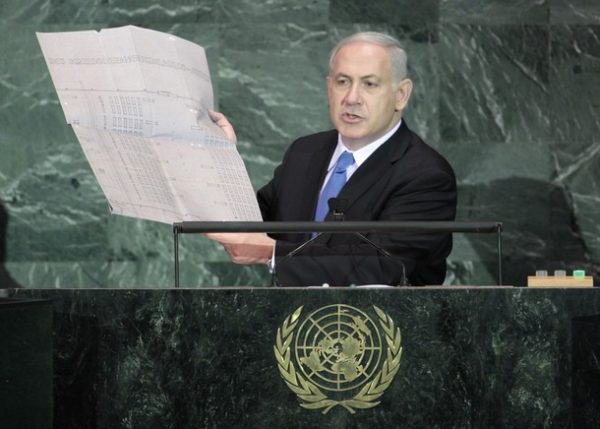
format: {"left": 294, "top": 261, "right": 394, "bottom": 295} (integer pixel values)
{"left": 395, "top": 79, "right": 413, "bottom": 112}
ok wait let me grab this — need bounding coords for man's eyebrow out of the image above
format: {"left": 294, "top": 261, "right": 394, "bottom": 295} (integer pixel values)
{"left": 332, "top": 73, "right": 381, "bottom": 80}
{"left": 360, "top": 74, "right": 380, "bottom": 81}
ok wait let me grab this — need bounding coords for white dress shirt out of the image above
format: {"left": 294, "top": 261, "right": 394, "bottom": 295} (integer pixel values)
{"left": 318, "top": 119, "right": 402, "bottom": 194}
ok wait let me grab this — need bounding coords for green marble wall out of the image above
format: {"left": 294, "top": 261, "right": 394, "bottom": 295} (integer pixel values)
{"left": 1, "top": 1, "right": 599, "bottom": 287}
{"left": 10, "top": 287, "right": 600, "bottom": 428}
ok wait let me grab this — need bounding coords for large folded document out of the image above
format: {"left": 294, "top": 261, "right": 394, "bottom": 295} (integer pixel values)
{"left": 37, "top": 25, "right": 262, "bottom": 224}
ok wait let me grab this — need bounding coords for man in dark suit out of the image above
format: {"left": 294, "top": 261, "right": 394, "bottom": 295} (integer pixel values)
{"left": 207, "top": 32, "right": 456, "bottom": 286}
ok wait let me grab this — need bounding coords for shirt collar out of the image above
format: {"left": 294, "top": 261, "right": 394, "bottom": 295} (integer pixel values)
{"left": 328, "top": 119, "right": 402, "bottom": 171}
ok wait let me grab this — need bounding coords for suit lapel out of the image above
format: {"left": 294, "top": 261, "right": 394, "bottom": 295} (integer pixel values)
{"left": 297, "top": 136, "right": 337, "bottom": 221}
{"left": 331, "top": 122, "right": 412, "bottom": 218}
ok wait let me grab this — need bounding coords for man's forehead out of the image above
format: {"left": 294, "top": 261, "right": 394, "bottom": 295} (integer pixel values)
{"left": 334, "top": 41, "right": 389, "bottom": 59}
{"left": 331, "top": 42, "right": 391, "bottom": 75}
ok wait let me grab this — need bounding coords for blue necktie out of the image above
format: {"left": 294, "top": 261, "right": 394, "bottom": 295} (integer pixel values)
{"left": 314, "top": 151, "right": 355, "bottom": 221}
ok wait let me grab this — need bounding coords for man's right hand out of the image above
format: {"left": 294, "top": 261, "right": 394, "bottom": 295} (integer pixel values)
{"left": 209, "top": 110, "right": 237, "bottom": 143}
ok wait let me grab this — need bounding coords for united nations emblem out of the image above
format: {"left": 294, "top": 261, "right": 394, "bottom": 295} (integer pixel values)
{"left": 273, "top": 304, "right": 402, "bottom": 414}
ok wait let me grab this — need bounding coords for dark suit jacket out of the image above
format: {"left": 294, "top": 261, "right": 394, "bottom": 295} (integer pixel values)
{"left": 257, "top": 121, "right": 457, "bottom": 286}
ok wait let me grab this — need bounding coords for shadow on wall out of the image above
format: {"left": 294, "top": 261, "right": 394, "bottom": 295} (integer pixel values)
{"left": 0, "top": 200, "right": 21, "bottom": 289}
{"left": 459, "top": 178, "right": 599, "bottom": 287}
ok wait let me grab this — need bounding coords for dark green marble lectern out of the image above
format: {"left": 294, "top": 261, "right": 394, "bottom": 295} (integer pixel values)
{"left": 0, "top": 298, "right": 53, "bottom": 429}
{"left": 10, "top": 287, "right": 600, "bottom": 428}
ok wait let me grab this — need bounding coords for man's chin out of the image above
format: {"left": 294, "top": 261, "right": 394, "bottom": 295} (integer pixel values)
{"left": 338, "top": 134, "right": 372, "bottom": 149}
{"left": 335, "top": 123, "right": 363, "bottom": 136}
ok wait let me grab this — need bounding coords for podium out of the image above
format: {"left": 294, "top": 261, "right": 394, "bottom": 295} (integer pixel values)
{"left": 572, "top": 315, "right": 600, "bottom": 428}
{"left": 0, "top": 298, "right": 53, "bottom": 429}
{"left": 9, "top": 286, "right": 600, "bottom": 428}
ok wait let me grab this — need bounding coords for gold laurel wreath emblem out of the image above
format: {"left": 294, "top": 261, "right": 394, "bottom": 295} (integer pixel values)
{"left": 273, "top": 305, "right": 402, "bottom": 414}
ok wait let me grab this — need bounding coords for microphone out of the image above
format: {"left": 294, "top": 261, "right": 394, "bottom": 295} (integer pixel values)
{"left": 328, "top": 197, "right": 348, "bottom": 221}
{"left": 285, "top": 198, "right": 348, "bottom": 257}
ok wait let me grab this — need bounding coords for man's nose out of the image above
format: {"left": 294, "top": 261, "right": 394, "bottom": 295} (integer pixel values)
{"left": 343, "top": 83, "right": 361, "bottom": 105}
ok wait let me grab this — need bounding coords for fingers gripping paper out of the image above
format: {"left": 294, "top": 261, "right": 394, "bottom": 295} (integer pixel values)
{"left": 37, "top": 25, "right": 262, "bottom": 223}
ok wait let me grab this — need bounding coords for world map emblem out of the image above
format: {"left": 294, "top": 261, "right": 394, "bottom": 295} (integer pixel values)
{"left": 274, "top": 304, "right": 402, "bottom": 414}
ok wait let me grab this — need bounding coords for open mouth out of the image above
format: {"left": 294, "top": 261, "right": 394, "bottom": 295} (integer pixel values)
{"left": 342, "top": 112, "right": 363, "bottom": 122}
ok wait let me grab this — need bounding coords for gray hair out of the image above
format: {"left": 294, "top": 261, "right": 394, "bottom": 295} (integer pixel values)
{"left": 328, "top": 32, "right": 408, "bottom": 83}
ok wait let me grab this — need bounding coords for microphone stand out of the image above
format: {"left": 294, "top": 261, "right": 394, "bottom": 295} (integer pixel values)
{"left": 330, "top": 199, "right": 409, "bottom": 286}
{"left": 274, "top": 198, "right": 409, "bottom": 286}
{"left": 173, "top": 220, "right": 503, "bottom": 288}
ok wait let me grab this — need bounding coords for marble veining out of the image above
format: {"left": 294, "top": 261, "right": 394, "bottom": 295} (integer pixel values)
{"left": 7, "top": 287, "right": 600, "bottom": 428}
{"left": 0, "top": 2, "right": 599, "bottom": 287}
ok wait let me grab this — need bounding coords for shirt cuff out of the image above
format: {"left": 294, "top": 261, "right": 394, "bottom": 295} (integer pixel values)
{"left": 267, "top": 241, "right": 276, "bottom": 273}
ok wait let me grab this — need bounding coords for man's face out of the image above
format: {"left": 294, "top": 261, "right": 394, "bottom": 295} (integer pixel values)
{"left": 327, "top": 42, "right": 407, "bottom": 149}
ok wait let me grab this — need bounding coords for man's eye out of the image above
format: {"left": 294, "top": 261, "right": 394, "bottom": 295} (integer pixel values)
{"left": 364, "top": 81, "right": 378, "bottom": 88}
{"left": 336, "top": 78, "right": 349, "bottom": 86}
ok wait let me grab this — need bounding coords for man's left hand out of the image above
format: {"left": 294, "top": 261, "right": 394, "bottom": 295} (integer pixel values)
{"left": 205, "top": 233, "right": 274, "bottom": 264}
